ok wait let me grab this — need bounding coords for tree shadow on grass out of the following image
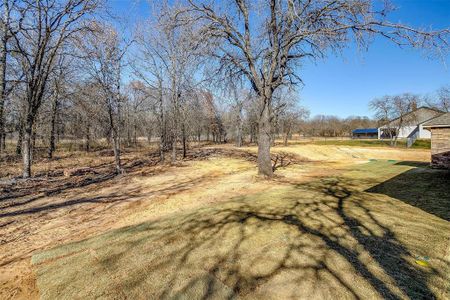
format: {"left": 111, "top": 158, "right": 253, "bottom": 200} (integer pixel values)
{"left": 33, "top": 176, "right": 447, "bottom": 299}
{"left": 366, "top": 166, "right": 450, "bottom": 221}
{"left": 0, "top": 173, "right": 214, "bottom": 219}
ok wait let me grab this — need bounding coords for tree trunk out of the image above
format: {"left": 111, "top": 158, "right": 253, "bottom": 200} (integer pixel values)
{"left": 107, "top": 97, "right": 122, "bottom": 174}
{"left": 235, "top": 108, "right": 243, "bottom": 147}
{"left": 171, "top": 108, "right": 177, "bottom": 162}
{"left": 159, "top": 124, "right": 164, "bottom": 161}
{"left": 47, "top": 96, "right": 58, "bottom": 159}
{"left": 0, "top": 4, "right": 8, "bottom": 154}
{"left": 126, "top": 124, "right": 131, "bottom": 147}
{"left": 172, "top": 134, "right": 177, "bottom": 162}
{"left": 257, "top": 97, "right": 273, "bottom": 177}
{"left": 159, "top": 128, "right": 164, "bottom": 162}
{"left": 111, "top": 128, "right": 121, "bottom": 174}
{"left": 393, "top": 126, "right": 400, "bottom": 147}
{"left": 85, "top": 133, "right": 90, "bottom": 152}
{"left": 182, "top": 122, "right": 187, "bottom": 158}
{"left": 22, "top": 115, "right": 33, "bottom": 178}
{"left": 158, "top": 86, "right": 165, "bottom": 162}
{"left": 85, "top": 121, "right": 90, "bottom": 152}
{"left": 134, "top": 123, "right": 139, "bottom": 146}
{"left": 16, "top": 121, "right": 23, "bottom": 155}
{"left": 236, "top": 127, "right": 242, "bottom": 147}
{"left": 31, "top": 123, "right": 36, "bottom": 157}
{"left": 146, "top": 129, "right": 151, "bottom": 145}
{"left": 171, "top": 100, "right": 178, "bottom": 163}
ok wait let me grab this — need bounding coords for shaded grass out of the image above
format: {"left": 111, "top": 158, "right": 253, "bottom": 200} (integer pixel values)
{"left": 367, "top": 166, "right": 450, "bottom": 221}
{"left": 32, "top": 161, "right": 449, "bottom": 299}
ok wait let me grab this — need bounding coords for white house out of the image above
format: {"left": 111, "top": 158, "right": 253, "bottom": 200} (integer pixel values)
{"left": 377, "top": 107, "right": 444, "bottom": 144}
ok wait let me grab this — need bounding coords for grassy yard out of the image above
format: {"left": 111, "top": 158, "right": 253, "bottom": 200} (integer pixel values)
{"left": 310, "top": 139, "right": 431, "bottom": 149}
{"left": 30, "top": 159, "right": 449, "bottom": 299}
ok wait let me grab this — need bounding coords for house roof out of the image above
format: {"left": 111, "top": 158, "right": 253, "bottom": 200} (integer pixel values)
{"left": 379, "top": 106, "right": 444, "bottom": 128}
{"left": 352, "top": 128, "right": 378, "bottom": 134}
{"left": 422, "top": 112, "right": 450, "bottom": 128}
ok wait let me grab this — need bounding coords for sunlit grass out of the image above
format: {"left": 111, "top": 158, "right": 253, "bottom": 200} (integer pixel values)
{"left": 32, "top": 160, "right": 449, "bottom": 299}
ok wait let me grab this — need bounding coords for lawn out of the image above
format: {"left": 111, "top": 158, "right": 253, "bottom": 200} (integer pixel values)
{"left": 309, "top": 138, "right": 431, "bottom": 149}
{"left": 30, "top": 158, "right": 449, "bottom": 299}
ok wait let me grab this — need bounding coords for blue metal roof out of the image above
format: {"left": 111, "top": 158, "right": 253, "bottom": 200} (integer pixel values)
{"left": 352, "top": 128, "right": 378, "bottom": 134}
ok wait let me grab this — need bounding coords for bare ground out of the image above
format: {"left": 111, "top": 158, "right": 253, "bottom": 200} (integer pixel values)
{"left": 0, "top": 144, "right": 448, "bottom": 299}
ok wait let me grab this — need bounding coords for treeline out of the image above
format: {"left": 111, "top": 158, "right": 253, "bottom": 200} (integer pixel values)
{"left": 0, "top": 1, "right": 448, "bottom": 178}
{"left": 4, "top": 81, "right": 311, "bottom": 156}
{"left": 300, "top": 115, "right": 376, "bottom": 138}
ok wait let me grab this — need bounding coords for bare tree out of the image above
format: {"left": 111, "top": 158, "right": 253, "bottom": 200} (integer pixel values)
{"left": 133, "top": 23, "right": 169, "bottom": 161}
{"left": 436, "top": 86, "right": 450, "bottom": 112}
{"left": 76, "top": 21, "right": 128, "bottom": 174}
{"left": 231, "top": 88, "right": 249, "bottom": 147}
{"left": 9, "top": 0, "right": 100, "bottom": 177}
{"left": 370, "top": 93, "right": 419, "bottom": 146}
{"left": 46, "top": 55, "right": 74, "bottom": 159}
{"left": 69, "top": 82, "right": 106, "bottom": 152}
{"left": 426, "top": 85, "right": 450, "bottom": 112}
{"left": 370, "top": 96, "right": 394, "bottom": 142}
{"left": 0, "top": 0, "right": 11, "bottom": 152}
{"left": 0, "top": 0, "right": 19, "bottom": 153}
{"left": 279, "top": 106, "right": 309, "bottom": 146}
{"left": 390, "top": 94, "right": 417, "bottom": 146}
{"left": 185, "top": 0, "right": 449, "bottom": 177}
{"left": 134, "top": 5, "right": 204, "bottom": 162}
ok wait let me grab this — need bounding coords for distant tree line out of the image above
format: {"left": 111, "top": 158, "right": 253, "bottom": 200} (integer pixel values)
{"left": 299, "top": 115, "right": 376, "bottom": 138}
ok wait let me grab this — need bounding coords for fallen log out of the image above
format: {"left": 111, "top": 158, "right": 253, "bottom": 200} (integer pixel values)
{"left": 63, "top": 167, "right": 96, "bottom": 177}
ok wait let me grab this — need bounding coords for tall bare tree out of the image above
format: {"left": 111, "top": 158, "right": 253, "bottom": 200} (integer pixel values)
{"left": 0, "top": 0, "right": 17, "bottom": 152}
{"left": 186, "top": 0, "right": 449, "bottom": 177}
{"left": 9, "top": 0, "right": 100, "bottom": 177}
{"left": 230, "top": 88, "right": 250, "bottom": 147}
{"left": 46, "top": 55, "right": 71, "bottom": 159}
{"left": 134, "top": 5, "right": 204, "bottom": 162}
{"left": 77, "top": 21, "right": 128, "bottom": 174}
{"left": 133, "top": 22, "right": 169, "bottom": 161}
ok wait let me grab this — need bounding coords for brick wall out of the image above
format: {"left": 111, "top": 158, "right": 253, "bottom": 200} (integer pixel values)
{"left": 430, "top": 127, "right": 450, "bottom": 169}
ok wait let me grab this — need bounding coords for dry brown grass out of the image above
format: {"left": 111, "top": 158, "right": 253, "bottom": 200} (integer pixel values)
{"left": 0, "top": 144, "right": 448, "bottom": 299}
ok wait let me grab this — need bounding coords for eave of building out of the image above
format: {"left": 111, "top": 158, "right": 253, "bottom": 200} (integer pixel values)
{"left": 379, "top": 106, "right": 444, "bottom": 128}
{"left": 423, "top": 125, "right": 450, "bottom": 128}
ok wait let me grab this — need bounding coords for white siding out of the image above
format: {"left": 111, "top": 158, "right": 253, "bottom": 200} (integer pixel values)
{"left": 397, "top": 126, "right": 416, "bottom": 138}
{"left": 378, "top": 107, "right": 443, "bottom": 140}
{"left": 419, "top": 124, "right": 431, "bottom": 138}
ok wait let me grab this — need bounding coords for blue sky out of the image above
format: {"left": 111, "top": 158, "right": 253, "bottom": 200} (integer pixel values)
{"left": 109, "top": 0, "right": 450, "bottom": 118}
{"left": 299, "top": 1, "right": 450, "bottom": 118}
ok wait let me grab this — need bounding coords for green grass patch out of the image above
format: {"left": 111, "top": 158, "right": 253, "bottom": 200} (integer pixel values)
{"left": 409, "top": 139, "right": 431, "bottom": 149}
{"left": 310, "top": 139, "right": 430, "bottom": 149}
